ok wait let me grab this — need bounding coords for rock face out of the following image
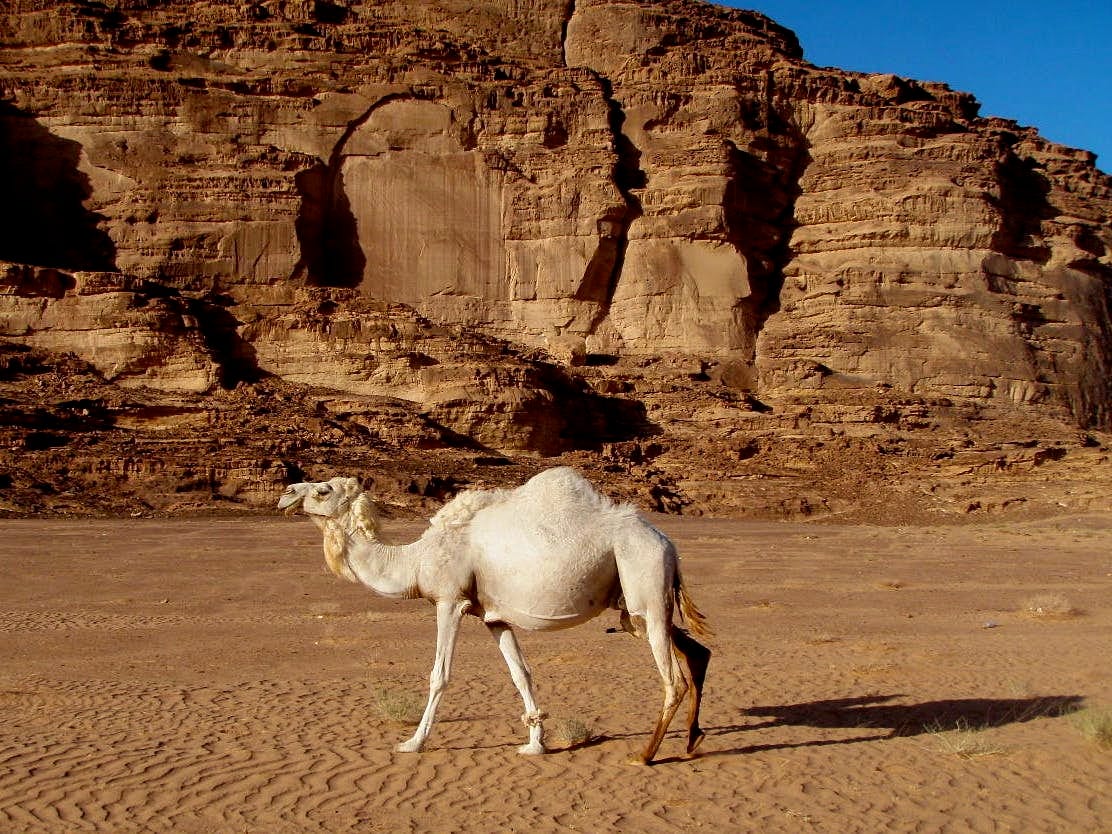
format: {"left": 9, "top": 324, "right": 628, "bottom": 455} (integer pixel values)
{"left": 761, "top": 82, "right": 1112, "bottom": 429}
{"left": 0, "top": 0, "right": 1110, "bottom": 517}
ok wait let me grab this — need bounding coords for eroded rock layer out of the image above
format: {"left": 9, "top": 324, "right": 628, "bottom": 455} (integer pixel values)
{"left": 1, "top": 0, "right": 1110, "bottom": 518}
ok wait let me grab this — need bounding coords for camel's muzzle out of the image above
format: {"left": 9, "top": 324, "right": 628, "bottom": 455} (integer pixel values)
{"left": 278, "top": 486, "right": 304, "bottom": 513}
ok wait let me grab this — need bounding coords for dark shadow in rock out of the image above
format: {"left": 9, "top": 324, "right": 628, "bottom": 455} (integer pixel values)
{"left": 0, "top": 102, "right": 116, "bottom": 271}
{"left": 292, "top": 162, "right": 365, "bottom": 288}
{"left": 533, "top": 363, "right": 659, "bottom": 451}
{"left": 187, "top": 294, "right": 263, "bottom": 388}
{"left": 577, "top": 79, "right": 645, "bottom": 334}
{"left": 990, "top": 144, "right": 1055, "bottom": 264}
{"left": 723, "top": 131, "right": 810, "bottom": 360}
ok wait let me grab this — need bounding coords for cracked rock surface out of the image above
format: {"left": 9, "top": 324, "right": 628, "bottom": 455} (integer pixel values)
{"left": 0, "top": 0, "right": 1110, "bottom": 518}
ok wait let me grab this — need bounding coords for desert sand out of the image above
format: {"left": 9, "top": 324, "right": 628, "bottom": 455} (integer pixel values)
{"left": 1, "top": 513, "right": 1109, "bottom": 833}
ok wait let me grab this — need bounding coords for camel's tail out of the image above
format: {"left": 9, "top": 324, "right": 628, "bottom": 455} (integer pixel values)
{"left": 674, "top": 571, "right": 713, "bottom": 638}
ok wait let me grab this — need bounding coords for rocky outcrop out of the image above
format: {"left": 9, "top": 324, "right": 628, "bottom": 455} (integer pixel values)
{"left": 0, "top": 0, "right": 1110, "bottom": 517}
{"left": 0, "top": 262, "right": 218, "bottom": 391}
{"left": 759, "top": 77, "right": 1112, "bottom": 429}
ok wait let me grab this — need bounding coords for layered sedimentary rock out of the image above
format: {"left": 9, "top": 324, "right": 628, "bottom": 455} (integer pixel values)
{"left": 0, "top": 263, "right": 219, "bottom": 390}
{"left": 760, "top": 76, "right": 1112, "bottom": 429}
{"left": 0, "top": 0, "right": 1110, "bottom": 516}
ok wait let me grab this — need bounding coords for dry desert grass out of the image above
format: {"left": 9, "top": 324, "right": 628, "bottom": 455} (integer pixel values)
{"left": 1022, "top": 592, "right": 1081, "bottom": 619}
{"left": 546, "top": 716, "right": 597, "bottom": 750}
{"left": 373, "top": 687, "right": 425, "bottom": 725}
{"left": 1069, "top": 706, "right": 1112, "bottom": 748}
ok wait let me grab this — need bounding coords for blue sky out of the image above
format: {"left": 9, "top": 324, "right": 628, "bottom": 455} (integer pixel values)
{"left": 719, "top": 1, "right": 1110, "bottom": 172}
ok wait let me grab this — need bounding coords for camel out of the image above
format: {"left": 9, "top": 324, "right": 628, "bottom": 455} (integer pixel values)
{"left": 278, "top": 466, "right": 711, "bottom": 764}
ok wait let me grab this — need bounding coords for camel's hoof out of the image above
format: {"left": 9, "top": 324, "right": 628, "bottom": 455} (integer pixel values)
{"left": 625, "top": 755, "right": 652, "bottom": 767}
{"left": 517, "top": 742, "right": 546, "bottom": 756}
{"left": 686, "top": 729, "right": 706, "bottom": 755}
{"left": 394, "top": 739, "right": 424, "bottom": 753}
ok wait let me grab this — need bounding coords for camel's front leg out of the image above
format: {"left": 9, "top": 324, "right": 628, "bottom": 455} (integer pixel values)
{"left": 486, "top": 622, "right": 546, "bottom": 755}
{"left": 396, "top": 600, "right": 468, "bottom": 753}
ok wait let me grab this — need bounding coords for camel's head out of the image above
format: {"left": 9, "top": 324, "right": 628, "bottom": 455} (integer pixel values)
{"left": 280, "top": 477, "right": 379, "bottom": 582}
{"left": 279, "top": 477, "right": 363, "bottom": 519}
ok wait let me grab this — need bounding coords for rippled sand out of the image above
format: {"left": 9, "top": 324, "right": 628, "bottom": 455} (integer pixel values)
{"left": 2, "top": 515, "right": 1110, "bottom": 832}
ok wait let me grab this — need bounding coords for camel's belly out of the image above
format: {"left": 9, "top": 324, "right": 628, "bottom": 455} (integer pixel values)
{"left": 472, "top": 550, "right": 619, "bottom": 632}
{"left": 479, "top": 592, "right": 614, "bottom": 631}
{"left": 467, "top": 496, "right": 623, "bottom": 631}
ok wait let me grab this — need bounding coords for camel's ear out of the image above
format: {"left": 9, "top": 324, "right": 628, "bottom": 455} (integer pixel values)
{"left": 350, "top": 492, "right": 379, "bottom": 538}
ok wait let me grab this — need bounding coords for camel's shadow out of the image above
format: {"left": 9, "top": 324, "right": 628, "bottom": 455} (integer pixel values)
{"left": 684, "top": 692, "right": 1084, "bottom": 760}
{"left": 454, "top": 693, "right": 1084, "bottom": 762}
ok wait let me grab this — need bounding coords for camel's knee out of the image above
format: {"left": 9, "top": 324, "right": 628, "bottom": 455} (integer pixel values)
{"left": 511, "top": 664, "right": 534, "bottom": 690}
{"left": 428, "top": 668, "right": 450, "bottom": 695}
{"left": 518, "top": 709, "right": 547, "bottom": 756}
{"left": 672, "top": 674, "right": 690, "bottom": 703}
{"left": 662, "top": 680, "right": 686, "bottom": 712}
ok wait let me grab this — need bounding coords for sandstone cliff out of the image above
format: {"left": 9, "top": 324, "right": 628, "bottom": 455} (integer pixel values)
{"left": 1, "top": 0, "right": 1110, "bottom": 519}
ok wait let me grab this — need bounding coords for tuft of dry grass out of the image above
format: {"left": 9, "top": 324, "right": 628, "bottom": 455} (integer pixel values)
{"left": 924, "top": 718, "right": 1004, "bottom": 758}
{"left": 373, "top": 687, "right": 425, "bottom": 725}
{"left": 1069, "top": 707, "right": 1112, "bottom": 749}
{"left": 1021, "top": 593, "right": 1081, "bottom": 619}
{"left": 546, "top": 717, "right": 595, "bottom": 749}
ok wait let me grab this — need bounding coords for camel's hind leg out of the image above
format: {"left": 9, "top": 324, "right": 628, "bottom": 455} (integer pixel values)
{"left": 671, "top": 626, "right": 710, "bottom": 754}
{"left": 486, "top": 622, "right": 546, "bottom": 755}
{"left": 614, "top": 521, "right": 700, "bottom": 763}
{"left": 635, "top": 621, "right": 689, "bottom": 765}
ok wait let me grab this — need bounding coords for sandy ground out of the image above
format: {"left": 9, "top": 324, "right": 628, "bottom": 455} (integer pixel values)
{"left": 1, "top": 514, "right": 1110, "bottom": 833}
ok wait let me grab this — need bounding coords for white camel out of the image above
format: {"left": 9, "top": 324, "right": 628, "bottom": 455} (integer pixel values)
{"left": 278, "top": 466, "right": 711, "bottom": 764}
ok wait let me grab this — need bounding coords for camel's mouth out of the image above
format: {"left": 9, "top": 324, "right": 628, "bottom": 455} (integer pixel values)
{"left": 278, "top": 487, "right": 304, "bottom": 513}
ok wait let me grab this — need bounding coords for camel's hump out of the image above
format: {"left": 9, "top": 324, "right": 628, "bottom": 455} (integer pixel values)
{"left": 429, "top": 468, "right": 621, "bottom": 529}
{"left": 488, "top": 466, "right": 631, "bottom": 527}
{"left": 515, "top": 466, "right": 612, "bottom": 502}
{"left": 429, "top": 488, "right": 510, "bottom": 527}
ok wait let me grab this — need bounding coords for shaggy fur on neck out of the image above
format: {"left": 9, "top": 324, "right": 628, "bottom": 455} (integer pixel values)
{"left": 320, "top": 492, "right": 381, "bottom": 582}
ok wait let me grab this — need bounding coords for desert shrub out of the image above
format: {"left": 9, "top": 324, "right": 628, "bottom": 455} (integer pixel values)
{"left": 374, "top": 687, "right": 424, "bottom": 725}
{"left": 924, "top": 718, "right": 1003, "bottom": 758}
{"left": 1070, "top": 707, "right": 1112, "bottom": 749}
{"left": 547, "top": 717, "right": 595, "bottom": 748}
{"left": 1021, "top": 593, "right": 1080, "bottom": 619}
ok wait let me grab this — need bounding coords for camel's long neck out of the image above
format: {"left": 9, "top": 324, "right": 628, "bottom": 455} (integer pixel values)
{"left": 316, "top": 517, "right": 422, "bottom": 599}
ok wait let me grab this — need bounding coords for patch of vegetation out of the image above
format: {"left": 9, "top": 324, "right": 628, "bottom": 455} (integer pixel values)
{"left": 1022, "top": 593, "right": 1080, "bottom": 619}
{"left": 1069, "top": 707, "right": 1112, "bottom": 749}
{"left": 546, "top": 716, "right": 595, "bottom": 749}
{"left": 924, "top": 717, "right": 1004, "bottom": 758}
{"left": 373, "top": 687, "right": 425, "bottom": 725}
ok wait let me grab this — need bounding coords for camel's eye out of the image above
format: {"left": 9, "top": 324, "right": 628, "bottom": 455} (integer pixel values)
{"left": 315, "top": 484, "right": 332, "bottom": 497}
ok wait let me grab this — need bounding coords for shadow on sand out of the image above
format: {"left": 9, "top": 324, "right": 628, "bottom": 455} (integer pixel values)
{"left": 435, "top": 693, "right": 1084, "bottom": 764}
{"left": 603, "top": 692, "right": 1083, "bottom": 765}
{"left": 671, "top": 692, "right": 1085, "bottom": 762}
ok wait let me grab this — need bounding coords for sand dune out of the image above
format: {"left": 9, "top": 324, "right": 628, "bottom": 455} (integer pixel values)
{"left": 1, "top": 516, "right": 1109, "bottom": 832}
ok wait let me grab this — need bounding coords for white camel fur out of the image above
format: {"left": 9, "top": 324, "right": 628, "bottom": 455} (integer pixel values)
{"left": 278, "top": 466, "right": 712, "bottom": 764}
